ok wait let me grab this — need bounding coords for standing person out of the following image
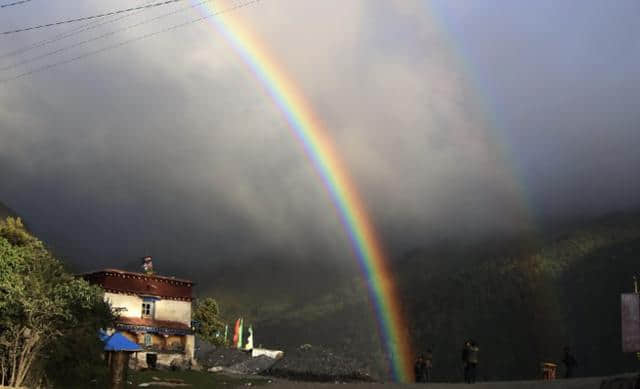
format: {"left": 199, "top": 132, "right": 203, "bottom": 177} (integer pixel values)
{"left": 467, "top": 341, "right": 480, "bottom": 384}
{"left": 424, "top": 348, "right": 433, "bottom": 382}
{"left": 562, "top": 346, "right": 577, "bottom": 378}
{"left": 462, "top": 340, "right": 471, "bottom": 383}
{"left": 414, "top": 355, "right": 427, "bottom": 383}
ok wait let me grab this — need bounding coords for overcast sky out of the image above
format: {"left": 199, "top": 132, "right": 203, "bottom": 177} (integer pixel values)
{"left": 0, "top": 0, "right": 638, "bottom": 278}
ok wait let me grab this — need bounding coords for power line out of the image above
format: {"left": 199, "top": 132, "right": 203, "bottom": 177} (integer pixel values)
{"left": 1, "top": 0, "right": 33, "bottom": 9}
{"left": 1, "top": 0, "right": 220, "bottom": 70}
{"left": 1, "top": 0, "right": 186, "bottom": 35}
{"left": 1, "top": 18, "right": 122, "bottom": 60}
{"left": 1, "top": 0, "right": 260, "bottom": 83}
{"left": 0, "top": 0, "right": 150, "bottom": 60}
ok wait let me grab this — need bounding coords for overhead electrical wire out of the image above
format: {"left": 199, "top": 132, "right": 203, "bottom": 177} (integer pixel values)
{"left": 0, "top": 0, "right": 261, "bottom": 83}
{"left": 1, "top": 0, "right": 34, "bottom": 9}
{"left": 0, "top": 0, "right": 151, "bottom": 60}
{"left": 1, "top": 0, "right": 187, "bottom": 35}
{"left": 0, "top": 0, "right": 230, "bottom": 71}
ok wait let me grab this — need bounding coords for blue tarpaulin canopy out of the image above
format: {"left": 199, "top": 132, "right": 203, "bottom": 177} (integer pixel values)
{"left": 101, "top": 331, "right": 143, "bottom": 352}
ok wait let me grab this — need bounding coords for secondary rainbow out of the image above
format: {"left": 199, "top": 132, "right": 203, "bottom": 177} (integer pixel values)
{"left": 191, "top": 0, "right": 413, "bottom": 381}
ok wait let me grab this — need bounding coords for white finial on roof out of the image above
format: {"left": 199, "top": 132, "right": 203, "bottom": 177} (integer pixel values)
{"left": 142, "top": 256, "right": 154, "bottom": 275}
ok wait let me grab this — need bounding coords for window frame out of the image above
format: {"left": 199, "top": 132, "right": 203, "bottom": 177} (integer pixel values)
{"left": 143, "top": 333, "right": 152, "bottom": 347}
{"left": 141, "top": 301, "right": 154, "bottom": 318}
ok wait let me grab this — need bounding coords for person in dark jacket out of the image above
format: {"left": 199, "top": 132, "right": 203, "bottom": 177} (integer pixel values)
{"left": 424, "top": 348, "right": 433, "bottom": 382}
{"left": 414, "top": 354, "right": 427, "bottom": 383}
{"left": 562, "top": 346, "right": 577, "bottom": 378}
{"left": 467, "top": 341, "right": 480, "bottom": 384}
{"left": 462, "top": 340, "right": 471, "bottom": 383}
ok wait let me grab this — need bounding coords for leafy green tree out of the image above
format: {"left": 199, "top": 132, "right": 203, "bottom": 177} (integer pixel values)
{"left": 193, "top": 297, "right": 226, "bottom": 346}
{"left": 0, "top": 217, "right": 112, "bottom": 387}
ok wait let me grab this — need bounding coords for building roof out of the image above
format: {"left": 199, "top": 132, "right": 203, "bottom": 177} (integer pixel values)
{"left": 81, "top": 269, "right": 193, "bottom": 301}
{"left": 103, "top": 331, "right": 143, "bottom": 352}
{"left": 83, "top": 268, "right": 193, "bottom": 284}
{"left": 116, "top": 316, "right": 192, "bottom": 336}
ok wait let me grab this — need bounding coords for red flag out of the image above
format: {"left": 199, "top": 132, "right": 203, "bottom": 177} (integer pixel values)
{"left": 232, "top": 318, "right": 241, "bottom": 345}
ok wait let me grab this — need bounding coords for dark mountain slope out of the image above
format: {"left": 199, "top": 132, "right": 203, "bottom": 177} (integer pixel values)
{"left": 398, "top": 212, "right": 640, "bottom": 381}
{"left": 206, "top": 211, "right": 640, "bottom": 381}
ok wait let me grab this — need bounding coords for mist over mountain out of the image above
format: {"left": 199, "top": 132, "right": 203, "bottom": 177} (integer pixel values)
{"left": 205, "top": 211, "right": 640, "bottom": 381}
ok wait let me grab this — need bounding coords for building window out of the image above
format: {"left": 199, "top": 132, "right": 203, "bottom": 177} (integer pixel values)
{"left": 142, "top": 302, "right": 154, "bottom": 318}
{"left": 144, "top": 333, "right": 152, "bottom": 347}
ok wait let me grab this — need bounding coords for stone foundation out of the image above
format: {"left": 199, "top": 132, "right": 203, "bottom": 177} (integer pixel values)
{"left": 128, "top": 351, "right": 196, "bottom": 371}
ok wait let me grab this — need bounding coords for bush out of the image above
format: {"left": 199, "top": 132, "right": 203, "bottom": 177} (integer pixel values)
{"left": 0, "top": 217, "right": 113, "bottom": 387}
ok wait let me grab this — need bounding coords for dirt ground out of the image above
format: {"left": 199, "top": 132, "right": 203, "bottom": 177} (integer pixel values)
{"left": 263, "top": 374, "right": 633, "bottom": 389}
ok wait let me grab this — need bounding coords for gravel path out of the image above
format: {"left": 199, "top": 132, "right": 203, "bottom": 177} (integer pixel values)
{"left": 262, "top": 374, "right": 636, "bottom": 389}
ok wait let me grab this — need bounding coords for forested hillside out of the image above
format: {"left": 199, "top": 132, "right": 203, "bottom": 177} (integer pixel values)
{"left": 208, "top": 212, "right": 640, "bottom": 381}
{"left": 399, "top": 212, "right": 640, "bottom": 381}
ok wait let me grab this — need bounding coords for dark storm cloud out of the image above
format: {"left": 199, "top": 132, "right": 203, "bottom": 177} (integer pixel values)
{"left": 431, "top": 0, "right": 640, "bottom": 224}
{"left": 0, "top": 0, "right": 638, "bottom": 278}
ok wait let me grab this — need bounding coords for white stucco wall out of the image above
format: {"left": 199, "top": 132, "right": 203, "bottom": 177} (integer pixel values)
{"left": 154, "top": 299, "right": 191, "bottom": 325}
{"left": 104, "top": 292, "right": 191, "bottom": 325}
{"left": 104, "top": 292, "right": 143, "bottom": 318}
{"left": 185, "top": 334, "right": 195, "bottom": 359}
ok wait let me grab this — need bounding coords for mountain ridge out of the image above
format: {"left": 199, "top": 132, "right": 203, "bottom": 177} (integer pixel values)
{"left": 208, "top": 210, "right": 640, "bottom": 381}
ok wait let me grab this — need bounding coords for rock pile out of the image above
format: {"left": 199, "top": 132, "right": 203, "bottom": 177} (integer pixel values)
{"left": 203, "top": 348, "right": 279, "bottom": 376}
{"left": 201, "top": 347, "right": 252, "bottom": 368}
{"left": 226, "top": 355, "right": 280, "bottom": 375}
{"left": 202, "top": 344, "right": 375, "bottom": 382}
{"left": 265, "top": 344, "right": 375, "bottom": 382}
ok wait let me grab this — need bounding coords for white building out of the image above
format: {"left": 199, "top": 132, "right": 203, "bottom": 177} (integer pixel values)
{"left": 83, "top": 265, "right": 196, "bottom": 368}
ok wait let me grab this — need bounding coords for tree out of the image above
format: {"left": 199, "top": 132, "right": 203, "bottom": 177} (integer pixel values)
{"left": 193, "top": 297, "right": 226, "bottom": 346}
{"left": 0, "top": 217, "right": 112, "bottom": 387}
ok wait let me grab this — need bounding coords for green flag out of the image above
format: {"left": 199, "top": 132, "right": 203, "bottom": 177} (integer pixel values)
{"left": 237, "top": 318, "right": 243, "bottom": 349}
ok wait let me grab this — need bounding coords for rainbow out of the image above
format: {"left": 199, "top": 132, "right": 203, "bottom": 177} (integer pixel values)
{"left": 428, "top": 1, "right": 537, "bottom": 230}
{"left": 191, "top": 0, "right": 414, "bottom": 382}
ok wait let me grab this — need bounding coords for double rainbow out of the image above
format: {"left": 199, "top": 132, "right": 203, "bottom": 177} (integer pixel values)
{"left": 192, "top": 0, "right": 413, "bottom": 381}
